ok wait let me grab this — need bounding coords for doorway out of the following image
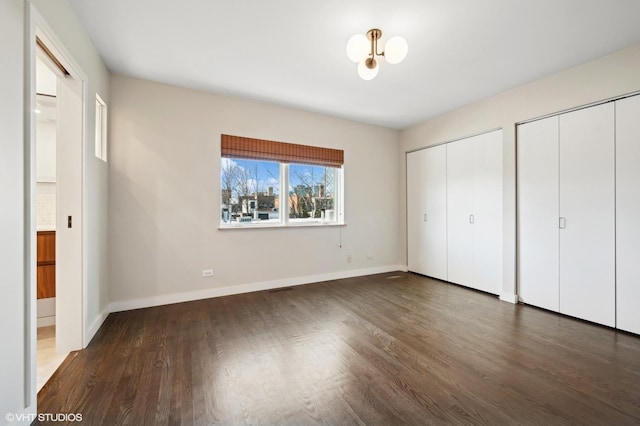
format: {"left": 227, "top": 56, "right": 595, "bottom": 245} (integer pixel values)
{"left": 33, "top": 27, "right": 85, "bottom": 391}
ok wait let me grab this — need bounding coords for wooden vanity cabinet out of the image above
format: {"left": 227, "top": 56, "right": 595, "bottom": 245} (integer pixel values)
{"left": 37, "top": 231, "right": 56, "bottom": 299}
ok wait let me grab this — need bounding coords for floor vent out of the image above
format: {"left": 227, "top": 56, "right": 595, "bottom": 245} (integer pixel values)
{"left": 269, "top": 287, "right": 294, "bottom": 293}
{"left": 386, "top": 275, "right": 402, "bottom": 280}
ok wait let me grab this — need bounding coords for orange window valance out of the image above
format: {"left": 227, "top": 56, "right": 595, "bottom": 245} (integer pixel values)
{"left": 221, "top": 134, "right": 344, "bottom": 168}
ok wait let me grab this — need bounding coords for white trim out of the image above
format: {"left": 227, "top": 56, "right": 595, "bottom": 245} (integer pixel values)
{"left": 86, "top": 307, "right": 109, "bottom": 344}
{"left": 109, "top": 265, "right": 405, "bottom": 313}
{"left": 37, "top": 316, "right": 56, "bottom": 328}
{"left": 95, "top": 93, "right": 107, "bottom": 162}
{"left": 500, "top": 293, "right": 518, "bottom": 304}
{"left": 219, "top": 222, "right": 346, "bottom": 230}
{"left": 25, "top": 3, "right": 38, "bottom": 414}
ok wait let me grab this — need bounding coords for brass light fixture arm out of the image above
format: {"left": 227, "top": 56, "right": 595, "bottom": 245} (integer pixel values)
{"left": 366, "top": 28, "right": 385, "bottom": 57}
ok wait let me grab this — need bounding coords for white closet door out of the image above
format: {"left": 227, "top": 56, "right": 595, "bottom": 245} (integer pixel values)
{"left": 471, "top": 130, "right": 503, "bottom": 294}
{"left": 407, "top": 149, "right": 429, "bottom": 275}
{"left": 616, "top": 95, "right": 640, "bottom": 334}
{"left": 517, "top": 117, "right": 560, "bottom": 311}
{"left": 424, "top": 145, "right": 448, "bottom": 280}
{"left": 447, "top": 137, "right": 474, "bottom": 287}
{"left": 559, "top": 103, "right": 615, "bottom": 327}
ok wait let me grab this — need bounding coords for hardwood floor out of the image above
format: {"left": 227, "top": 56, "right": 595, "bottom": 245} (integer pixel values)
{"left": 38, "top": 273, "right": 640, "bottom": 425}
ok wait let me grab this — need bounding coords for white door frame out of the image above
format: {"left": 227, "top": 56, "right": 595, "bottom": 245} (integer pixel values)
{"left": 26, "top": 3, "right": 88, "bottom": 404}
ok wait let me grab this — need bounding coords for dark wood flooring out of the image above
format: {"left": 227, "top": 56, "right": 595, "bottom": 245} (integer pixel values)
{"left": 38, "top": 272, "right": 640, "bottom": 425}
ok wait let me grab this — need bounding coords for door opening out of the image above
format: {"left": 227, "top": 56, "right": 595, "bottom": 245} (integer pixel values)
{"left": 33, "top": 29, "right": 85, "bottom": 391}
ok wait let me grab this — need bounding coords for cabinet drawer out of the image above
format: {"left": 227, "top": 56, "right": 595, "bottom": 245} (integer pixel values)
{"left": 37, "top": 265, "right": 56, "bottom": 299}
{"left": 37, "top": 231, "right": 56, "bottom": 263}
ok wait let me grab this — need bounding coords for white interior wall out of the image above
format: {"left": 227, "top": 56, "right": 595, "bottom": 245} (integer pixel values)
{"left": 0, "top": 0, "right": 31, "bottom": 419}
{"left": 400, "top": 43, "right": 640, "bottom": 301}
{"left": 32, "top": 0, "right": 111, "bottom": 342}
{"left": 108, "top": 75, "right": 402, "bottom": 310}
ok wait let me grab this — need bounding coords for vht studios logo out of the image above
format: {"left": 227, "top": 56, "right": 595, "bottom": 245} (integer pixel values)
{"left": 5, "top": 412, "right": 83, "bottom": 423}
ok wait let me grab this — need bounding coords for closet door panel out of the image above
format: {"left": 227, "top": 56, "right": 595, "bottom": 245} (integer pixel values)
{"left": 407, "top": 149, "right": 429, "bottom": 275}
{"left": 559, "top": 103, "right": 615, "bottom": 327}
{"left": 616, "top": 95, "right": 640, "bottom": 334}
{"left": 471, "top": 130, "right": 503, "bottom": 294}
{"left": 424, "top": 145, "right": 448, "bottom": 280}
{"left": 517, "top": 117, "right": 560, "bottom": 311}
{"left": 446, "top": 138, "right": 474, "bottom": 286}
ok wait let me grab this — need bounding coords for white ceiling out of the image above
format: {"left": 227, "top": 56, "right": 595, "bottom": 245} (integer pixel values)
{"left": 69, "top": 0, "right": 640, "bottom": 129}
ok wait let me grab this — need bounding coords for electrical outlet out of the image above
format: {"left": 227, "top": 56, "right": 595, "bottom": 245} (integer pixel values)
{"left": 202, "top": 269, "right": 214, "bottom": 277}
{"left": 346, "top": 255, "right": 352, "bottom": 263}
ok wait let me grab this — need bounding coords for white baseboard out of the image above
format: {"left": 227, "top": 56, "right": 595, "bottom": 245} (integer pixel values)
{"left": 37, "top": 315, "right": 55, "bottom": 328}
{"left": 109, "top": 265, "right": 405, "bottom": 313}
{"left": 500, "top": 293, "right": 518, "bottom": 304}
{"left": 85, "top": 307, "right": 110, "bottom": 347}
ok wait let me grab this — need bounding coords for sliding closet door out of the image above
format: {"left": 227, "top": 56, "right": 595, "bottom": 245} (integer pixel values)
{"left": 517, "top": 116, "right": 560, "bottom": 311}
{"left": 423, "top": 145, "right": 448, "bottom": 280}
{"left": 407, "top": 149, "right": 429, "bottom": 275}
{"left": 559, "top": 103, "right": 615, "bottom": 327}
{"left": 471, "top": 130, "right": 503, "bottom": 294}
{"left": 616, "top": 95, "right": 640, "bottom": 334}
{"left": 447, "top": 138, "right": 474, "bottom": 287}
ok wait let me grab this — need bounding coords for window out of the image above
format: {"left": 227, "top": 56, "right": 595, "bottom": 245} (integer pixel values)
{"left": 220, "top": 134, "right": 344, "bottom": 227}
{"left": 95, "top": 94, "right": 107, "bottom": 161}
{"left": 289, "top": 163, "right": 337, "bottom": 221}
{"left": 221, "top": 158, "right": 281, "bottom": 223}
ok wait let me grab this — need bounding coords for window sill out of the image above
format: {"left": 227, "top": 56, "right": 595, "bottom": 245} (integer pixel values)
{"left": 218, "top": 222, "right": 346, "bottom": 230}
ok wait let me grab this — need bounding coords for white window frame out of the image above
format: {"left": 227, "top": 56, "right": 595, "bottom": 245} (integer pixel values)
{"left": 95, "top": 93, "right": 107, "bottom": 162}
{"left": 219, "top": 159, "right": 344, "bottom": 229}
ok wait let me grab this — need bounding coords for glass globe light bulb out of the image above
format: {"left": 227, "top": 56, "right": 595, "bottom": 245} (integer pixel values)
{"left": 357, "top": 57, "right": 379, "bottom": 80}
{"left": 384, "top": 36, "right": 408, "bottom": 64}
{"left": 346, "top": 34, "right": 369, "bottom": 63}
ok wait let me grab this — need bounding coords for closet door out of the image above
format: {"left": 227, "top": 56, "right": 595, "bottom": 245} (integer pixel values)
{"left": 517, "top": 116, "right": 560, "bottom": 311}
{"left": 447, "top": 138, "right": 474, "bottom": 287}
{"left": 423, "top": 145, "right": 448, "bottom": 280}
{"left": 616, "top": 95, "right": 640, "bottom": 334}
{"left": 407, "top": 145, "right": 448, "bottom": 280}
{"left": 407, "top": 149, "right": 429, "bottom": 275}
{"left": 471, "top": 130, "right": 503, "bottom": 294}
{"left": 559, "top": 103, "right": 615, "bottom": 327}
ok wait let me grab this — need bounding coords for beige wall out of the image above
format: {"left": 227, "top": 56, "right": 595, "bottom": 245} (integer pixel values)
{"left": 108, "top": 75, "right": 402, "bottom": 309}
{"left": 400, "top": 43, "right": 640, "bottom": 300}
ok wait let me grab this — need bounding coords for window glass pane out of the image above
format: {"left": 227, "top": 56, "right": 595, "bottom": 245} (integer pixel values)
{"left": 288, "top": 163, "right": 336, "bottom": 221}
{"left": 221, "top": 158, "right": 280, "bottom": 223}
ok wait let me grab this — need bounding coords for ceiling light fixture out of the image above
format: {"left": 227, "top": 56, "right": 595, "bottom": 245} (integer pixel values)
{"left": 346, "top": 29, "right": 408, "bottom": 80}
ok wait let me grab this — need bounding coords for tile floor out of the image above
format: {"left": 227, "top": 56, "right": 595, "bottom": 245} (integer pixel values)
{"left": 37, "top": 326, "right": 68, "bottom": 391}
